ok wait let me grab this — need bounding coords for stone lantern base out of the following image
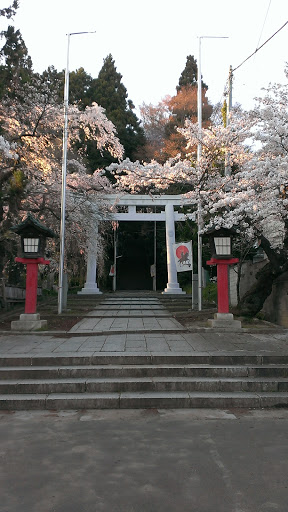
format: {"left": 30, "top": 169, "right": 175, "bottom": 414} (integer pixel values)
{"left": 207, "top": 313, "right": 242, "bottom": 331}
{"left": 11, "top": 313, "right": 47, "bottom": 331}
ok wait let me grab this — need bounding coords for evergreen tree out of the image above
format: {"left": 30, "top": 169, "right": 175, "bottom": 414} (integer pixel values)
{"left": 177, "top": 54, "right": 208, "bottom": 91}
{"left": 40, "top": 65, "right": 63, "bottom": 103}
{"left": 162, "top": 56, "right": 211, "bottom": 161}
{"left": 0, "top": 25, "right": 33, "bottom": 98}
{"left": 87, "top": 54, "right": 146, "bottom": 169}
{"left": 69, "top": 67, "right": 93, "bottom": 109}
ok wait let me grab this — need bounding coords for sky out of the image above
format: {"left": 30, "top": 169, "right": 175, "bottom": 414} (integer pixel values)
{"left": 1, "top": 0, "right": 288, "bottom": 114}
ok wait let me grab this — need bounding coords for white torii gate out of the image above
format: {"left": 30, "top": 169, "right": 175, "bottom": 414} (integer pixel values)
{"left": 78, "top": 194, "right": 196, "bottom": 295}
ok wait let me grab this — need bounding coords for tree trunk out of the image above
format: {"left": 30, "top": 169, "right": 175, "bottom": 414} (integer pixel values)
{"left": 233, "top": 262, "right": 281, "bottom": 317}
{"left": 236, "top": 260, "right": 242, "bottom": 305}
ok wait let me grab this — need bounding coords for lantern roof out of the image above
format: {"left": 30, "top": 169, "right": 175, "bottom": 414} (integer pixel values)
{"left": 11, "top": 213, "right": 56, "bottom": 238}
{"left": 204, "top": 226, "right": 237, "bottom": 238}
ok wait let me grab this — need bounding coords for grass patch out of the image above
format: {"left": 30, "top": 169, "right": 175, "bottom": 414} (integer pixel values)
{"left": 203, "top": 283, "right": 217, "bottom": 303}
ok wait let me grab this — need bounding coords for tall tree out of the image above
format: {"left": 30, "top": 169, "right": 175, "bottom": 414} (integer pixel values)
{"left": 0, "top": 25, "right": 33, "bottom": 98}
{"left": 68, "top": 67, "right": 93, "bottom": 109}
{"left": 87, "top": 54, "right": 146, "bottom": 169}
{"left": 140, "top": 55, "right": 212, "bottom": 163}
{"left": 162, "top": 55, "right": 211, "bottom": 161}
{"left": 40, "top": 65, "right": 64, "bottom": 103}
{"left": 161, "top": 86, "right": 212, "bottom": 162}
{"left": 39, "top": 57, "right": 145, "bottom": 172}
{"left": 177, "top": 54, "right": 207, "bottom": 91}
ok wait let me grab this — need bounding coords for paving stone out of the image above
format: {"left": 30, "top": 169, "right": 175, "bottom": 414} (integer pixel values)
{"left": 101, "top": 344, "right": 126, "bottom": 352}
{"left": 145, "top": 333, "right": 166, "bottom": 339}
{"left": 127, "top": 334, "right": 146, "bottom": 341}
{"left": 146, "top": 341, "right": 170, "bottom": 351}
{"left": 125, "top": 339, "right": 147, "bottom": 349}
{"left": 166, "top": 341, "right": 195, "bottom": 352}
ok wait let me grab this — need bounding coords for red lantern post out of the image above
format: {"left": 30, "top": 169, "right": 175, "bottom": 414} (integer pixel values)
{"left": 15, "top": 257, "right": 50, "bottom": 314}
{"left": 206, "top": 257, "right": 239, "bottom": 314}
{"left": 205, "top": 227, "right": 242, "bottom": 330}
{"left": 10, "top": 214, "right": 55, "bottom": 331}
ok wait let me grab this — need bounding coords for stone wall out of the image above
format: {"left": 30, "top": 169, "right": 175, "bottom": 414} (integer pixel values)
{"left": 262, "top": 272, "right": 288, "bottom": 327}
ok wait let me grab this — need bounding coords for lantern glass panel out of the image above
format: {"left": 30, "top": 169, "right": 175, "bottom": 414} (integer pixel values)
{"left": 214, "top": 236, "right": 231, "bottom": 256}
{"left": 23, "top": 237, "right": 39, "bottom": 253}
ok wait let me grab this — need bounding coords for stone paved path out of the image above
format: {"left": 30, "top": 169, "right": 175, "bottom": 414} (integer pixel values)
{"left": 69, "top": 297, "right": 182, "bottom": 333}
{"left": 0, "top": 294, "right": 288, "bottom": 355}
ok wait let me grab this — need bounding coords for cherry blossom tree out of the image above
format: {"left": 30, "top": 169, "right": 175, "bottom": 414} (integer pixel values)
{"left": 0, "top": 77, "right": 124, "bottom": 277}
{"left": 189, "top": 74, "right": 288, "bottom": 316}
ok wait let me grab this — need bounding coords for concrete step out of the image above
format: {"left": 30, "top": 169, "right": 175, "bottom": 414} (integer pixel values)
{"left": 1, "top": 354, "right": 288, "bottom": 410}
{"left": 1, "top": 391, "right": 288, "bottom": 410}
{"left": 1, "top": 364, "right": 288, "bottom": 380}
{"left": 1, "top": 376, "right": 288, "bottom": 394}
{"left": 1, "top": 354, "right": 288, "bottom": 367}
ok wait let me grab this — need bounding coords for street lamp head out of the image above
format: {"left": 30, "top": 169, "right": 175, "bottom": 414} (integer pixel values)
{"left": 205, "top": 227, "right": 237, "bottom": 259}
{"left": 11, "top": 213, "right": 56, "bottom": 259}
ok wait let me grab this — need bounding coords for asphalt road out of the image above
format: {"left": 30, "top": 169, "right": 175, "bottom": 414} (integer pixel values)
{"left": 0, "top": 408, "right": 288, "bottom": 512}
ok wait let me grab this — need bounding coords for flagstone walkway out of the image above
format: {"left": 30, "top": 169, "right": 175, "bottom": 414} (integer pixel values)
{"left": 69, "top": 297, "right": 182, "bottom": 333}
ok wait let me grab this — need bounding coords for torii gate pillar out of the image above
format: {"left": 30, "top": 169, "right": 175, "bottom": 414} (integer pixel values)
{"left": 162, "top": 203, "right": 185, "bottom": 294}
{"left": 78, "top": 225, "right": 102, "bottom": 295}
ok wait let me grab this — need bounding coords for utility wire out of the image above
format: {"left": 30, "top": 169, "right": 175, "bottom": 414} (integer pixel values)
{"left": 232, "top": 20, "right": 288, "bottom": 73}
{"left": 256, "top": 0, "right": 271, "bottom": 50}
{"left": 217, "top": 2, "right": 272, "bottom": 109}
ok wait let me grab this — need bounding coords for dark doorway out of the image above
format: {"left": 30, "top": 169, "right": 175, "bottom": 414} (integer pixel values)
{"left": 116, "top": 222, "right": 154, "bottom": 290}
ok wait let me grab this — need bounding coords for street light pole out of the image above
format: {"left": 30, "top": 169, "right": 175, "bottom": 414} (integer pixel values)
{"left": 227, "top": 65, "right": 233, "bottom": 126}
{"left": 197, "top": 35, "right": 228, "bottom": 312}
{"left": 58, "top": 31, "right": 96, "bottom": 315}
{"left": 197, "top": 36, "right": 203, "bottom": 163}
{"left": 197, "top": 36, "right": 203, "bottom": 311}
{"left": 58, "top": 33, "right": 70, "bottom": 316}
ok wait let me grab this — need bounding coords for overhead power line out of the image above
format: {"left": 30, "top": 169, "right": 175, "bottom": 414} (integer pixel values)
{"left": 256, "top": 0, "right": 271, "bottom": 50}
{"left": 232, "top": 20, "right": 288, "bottom": 73}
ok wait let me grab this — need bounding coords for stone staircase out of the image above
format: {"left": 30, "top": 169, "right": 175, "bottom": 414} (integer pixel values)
{"left": 1, "top": 353, "right": 288, "bottom": 410}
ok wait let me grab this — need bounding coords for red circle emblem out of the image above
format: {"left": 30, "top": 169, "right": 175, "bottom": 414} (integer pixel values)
{"left": 176, "top": 245, "right": 189, "bottom": 258}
